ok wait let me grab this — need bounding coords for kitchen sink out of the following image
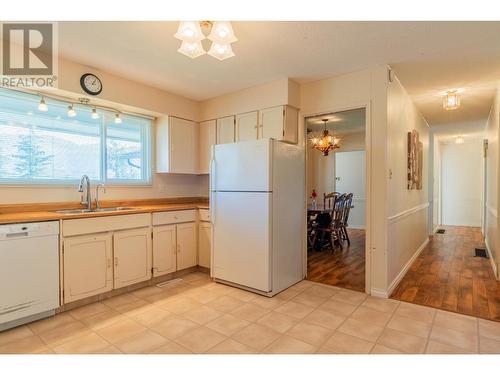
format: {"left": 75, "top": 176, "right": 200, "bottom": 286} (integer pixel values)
{"left": 53, "top": 207, "right": 135, "bottom": 214}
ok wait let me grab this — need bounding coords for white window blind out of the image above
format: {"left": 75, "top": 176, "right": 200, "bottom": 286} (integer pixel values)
{"left": 0, "top": 89, "right": 152, "bottom": 184}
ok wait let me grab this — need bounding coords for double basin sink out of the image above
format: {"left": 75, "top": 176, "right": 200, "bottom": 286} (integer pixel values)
{"left": 53, "top": 207, "right": 136, "bottom": 215}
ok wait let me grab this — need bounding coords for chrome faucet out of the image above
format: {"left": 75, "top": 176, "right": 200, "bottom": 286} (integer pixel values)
{"left": 95, "top": 184, "right": 106, "bottom": 210}
{"left": 78, "top": 175, "right": 92, "bottom": 210}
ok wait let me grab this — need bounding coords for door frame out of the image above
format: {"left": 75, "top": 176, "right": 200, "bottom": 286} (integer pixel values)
{"left": 301, "top": 101, "right": 372, "bottom": 294}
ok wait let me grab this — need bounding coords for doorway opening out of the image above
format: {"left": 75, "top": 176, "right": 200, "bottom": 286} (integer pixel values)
{"left": 305, "top": 108, "right": 367, "bottom": 293}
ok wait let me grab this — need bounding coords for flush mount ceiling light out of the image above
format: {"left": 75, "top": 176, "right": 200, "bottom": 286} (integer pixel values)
{"left": 310, "top": 119, "right": 341, "bottom": 156}
{"left": 455, "top": 135, "right": 465, "bottom": 145}
{"left": 443, "top": 90, "right": 461, "bottom": 110}
{"left": 174, "top": 21, "right": 237, "bottom": 60}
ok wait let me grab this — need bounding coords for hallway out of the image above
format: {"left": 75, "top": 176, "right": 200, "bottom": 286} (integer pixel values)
{"left": 391, "top": 226, "right": 500, "bottom": 322}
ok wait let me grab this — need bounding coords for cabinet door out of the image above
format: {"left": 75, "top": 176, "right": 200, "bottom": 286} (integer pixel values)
{"left": 177, "top": 222, "right": 197, "bottom": 270}
{"left": 63, "top": 233, "right": 113, "bottom": 304}
{"left": 216, "top": 116, "right": 235, "bottom": 144}
{"left": 198, "top": 120, "right": 216, "bottom": 174}
{"left": 235, "top": 111, "right": 258, "bottom": 142}
{"left": 260, "top": 106, "right": 284, "bottom": 140}
{"left": 113, "top": 227, "right": 152, "bottom": 289}
{"left": 152, "top": 224, "right": 177, "bottom": 277}
{"left": 169, "top": 117, "right": 198, "bottom": 174}
{"left": 198, "top": 222, "right": 212, "bottom": 268}
{"left": 284, "top": 106, "right": 299, "bottom": 143}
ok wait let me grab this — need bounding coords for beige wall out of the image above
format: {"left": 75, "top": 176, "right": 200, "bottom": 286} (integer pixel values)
{"left": 386, "top": 72, "right": 430, "bottom": 292}
{"left": 300, "top": 66, "right": 389, "bottom": 294}
{"left": 485, "top": 85, "right": 499, "bottom": 277}
{"left": 0, "top": 57, "right": 208, "bottom": 204}
{"left": 199, "top": 78, "right": 299, "bottom": 121}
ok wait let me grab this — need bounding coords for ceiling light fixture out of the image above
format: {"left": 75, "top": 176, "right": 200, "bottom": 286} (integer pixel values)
{"left": 67, "top": 105, "right": 76, "bottom": 117}
{"left": 38, "top": 97, "right": 48, "bottom": 112}
{"left": 310, "top": 119, "right": 341, "bottom": 156}
{"left": 443, "top": 90, "right": 460, "bottom": 110}
{"left": 114, "top": 113, "right": 122, "bottom": 124}
{"left": 91, "top": 107, "right": 99, "bottom": 119}
{"left": 174, "top": 21, "right": 237, "bottom": 60}
{"left": 455, "top": 135, "right": 465, "bottom": 145}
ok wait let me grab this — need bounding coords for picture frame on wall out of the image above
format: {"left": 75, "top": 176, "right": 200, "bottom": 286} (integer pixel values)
{"left": 407, "top": 130, "right": 423, "bottom": 190}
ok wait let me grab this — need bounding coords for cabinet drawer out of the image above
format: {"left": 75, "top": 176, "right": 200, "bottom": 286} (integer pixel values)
{"left": 153, "top": 210, "right": 196, "bottom": 226}
{"left": 199, "top": 209, "right": 210, "bottom": 222}
{"left": 63, "top": 213, "right": 151, "bottom": 237}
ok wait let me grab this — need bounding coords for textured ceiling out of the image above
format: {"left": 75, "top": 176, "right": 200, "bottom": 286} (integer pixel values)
{"left": 58, "top": 21, "right": 500, "bottom": 126}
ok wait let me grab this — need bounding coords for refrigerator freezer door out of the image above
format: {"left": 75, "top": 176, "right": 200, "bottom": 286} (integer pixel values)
{"left": 212, "top": 191, "right": 271, "bottom": 292}
{"left": 212, "top": 139, "right": 271, "bottom": 192}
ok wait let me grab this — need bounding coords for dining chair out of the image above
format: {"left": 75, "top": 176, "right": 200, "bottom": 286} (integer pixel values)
{"left": 323, "top": 192, "right": 339, "bottom": 212}
{"left": 340, "top": 193, "right": 354, "bottom": 246}
{"left": 313, "top": 193, "right": 345, "bottom": 252}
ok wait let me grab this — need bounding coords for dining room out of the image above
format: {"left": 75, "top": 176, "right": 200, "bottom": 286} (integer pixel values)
{"left": 306, "top": 108, "right": 367, "bottom": 292}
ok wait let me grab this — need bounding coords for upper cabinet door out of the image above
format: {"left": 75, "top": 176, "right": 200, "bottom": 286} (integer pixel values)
{"left": 259, "top": 106, "right": 284, "bottom": 140}
{"left": 216, "top": 116, "right": 235, "bottom": 144}
{"left": 177, "top": 222, "right": 197, "bottom": 271}
{"left": 235, "top": 111, "right": 258, "bottom": 142}
{"left": 113, "top": 227, "right": 152, "bottom": 289}
{"left": 198, "top": 120, "right": 216, "bottom": 174}
{"left": 283, "top": 106, "right": 299, "bottom": 144}
{"left": 63, "top": 233, "right": 113, "bottom": 304}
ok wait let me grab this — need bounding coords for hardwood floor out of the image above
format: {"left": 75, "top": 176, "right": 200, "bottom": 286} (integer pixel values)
{"left": 391, "top": 226, "right": 500, "bottom": 322}
{"left": 307, "top": 229, "right": 365, "bottom": 292}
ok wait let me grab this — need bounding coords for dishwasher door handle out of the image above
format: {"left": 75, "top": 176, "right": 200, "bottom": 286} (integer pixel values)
{"left": 6, "top": 232, "right": 29, "bottom": 238}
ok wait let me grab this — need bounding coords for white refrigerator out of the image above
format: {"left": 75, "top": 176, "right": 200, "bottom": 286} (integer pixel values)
{"left": 210, "top": 138, "right": 305, "bottom": 296}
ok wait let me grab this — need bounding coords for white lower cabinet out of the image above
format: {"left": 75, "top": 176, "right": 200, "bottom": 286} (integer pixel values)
{"left": 152, "top": 224, "right": 177, "bottom": 277}
{"left": 198, "top": 222, "right": 212, "bottom": 268}
{"left": 177, "top": 222, "right": 197, "bottom": 270}
{"left": 113, "top": 227, "right": 152, "bottom": 289}
{"left": 63, "top": 233, "right": 113, "bottom": 304}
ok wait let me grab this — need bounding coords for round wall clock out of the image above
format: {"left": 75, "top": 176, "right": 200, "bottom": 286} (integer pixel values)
{"left": 80, "top": 73, "right": 103, "bottom": 95}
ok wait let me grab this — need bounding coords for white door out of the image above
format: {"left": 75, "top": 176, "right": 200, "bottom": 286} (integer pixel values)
{"left": 212, "top": 191, "right": 271, "bottom": 292}
{"left": 177, "top": 222, "right": 197, "bottom": 270}
{"left": 169, "top": 117, "right": 198, "bottom": 174}
{"left": 63, "top": 233, "right": 113, "bottom": 303}
{"left": 152, "top": 224, "right": 177, "bottom": 276}
{"left": 199, "top": 120, "right": 216, "bottom": 174}
{"left": 113, "top": 227, "right": 152, "bottom": 289}
{"left": 260, "top": 106, "right": 284, "bottom": 140}
{"left": 216, "top": 116, "right": 235, "bottom": 144}
{"left": 335, "top": 150, "right": 366, "bottom": 229}
{"left": 198, "top": 222, "right": 211, "bottom": 268}
{"left": 213, "top": 138, "right": 271, "bottom": 192}
{"left": 236, "top": 111, "right": 258, "bottom": 142}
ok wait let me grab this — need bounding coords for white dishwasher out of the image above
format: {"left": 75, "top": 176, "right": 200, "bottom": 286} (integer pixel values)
{"left": 0, "top": 221, "right": 60, "bottom": 331}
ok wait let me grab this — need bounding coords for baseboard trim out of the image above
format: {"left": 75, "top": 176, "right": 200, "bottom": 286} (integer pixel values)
{"left": 370, "top": 237, "right": 430, "bottom": 299}
{"left": 484, "top": 237, "right": 499, "bottom": 280}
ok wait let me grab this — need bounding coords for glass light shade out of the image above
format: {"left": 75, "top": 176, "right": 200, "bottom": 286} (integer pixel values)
{"left": 208, "top": 21, "right": 237, "bottom": 44}
{"left": 38, "top": 98, "right": 48, "bottom": 112}
{"left": 174, "top": 21, "right": 205, "bottom": 43}
{"left": 114, "top": 113, "right": 122, "bottom": 124}
{"left": 178, "top": 40, "right": 206, "bottom": 59}
{"left": 311, "top": 138, "right": 319, "bottom": 145}
{"left": 207, "top": 42, "right": 235, "bottom": 61}
{"left": 67, "top": 105, "right": 76, "bottom": 117}
{"left": 443, "top": 90, "right": 460, "bottom": 110}
{"left": 455, "top": 135, "right": 465, "bottom": 145}
{"left": 91, "top": 108, "right": 99, "bottom": 119}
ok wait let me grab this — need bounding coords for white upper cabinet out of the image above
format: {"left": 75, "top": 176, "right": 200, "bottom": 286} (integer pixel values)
{"left": 198, "top": 120, "right": 216, "bottom": 174}
{"left": 157, "top": 116, "right": 198, "bottom": 174}
{"left": 216, "top": 116, "right": 235, "bottom": 144}
{"left": 259, "top": 105, "right": 298, "bottom": 143}
{"left": 235, "top": 111, "right": 258, "bottom": 142}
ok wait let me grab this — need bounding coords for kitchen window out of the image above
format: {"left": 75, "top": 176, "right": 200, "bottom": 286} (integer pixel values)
{"left": 0, "top": 89, "right": 152, "bottom": 185}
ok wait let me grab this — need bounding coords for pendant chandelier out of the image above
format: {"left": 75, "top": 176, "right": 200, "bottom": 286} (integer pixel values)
{"left": 174, "top": 21, "right": 237, "bottom": 60}
{"left": 310, "top": 119, "right": 341, "bottom": 156}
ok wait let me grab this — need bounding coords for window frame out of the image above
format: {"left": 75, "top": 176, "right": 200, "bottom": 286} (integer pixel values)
{"left": 0, "top": 89, "right": 153, "bottom": 186}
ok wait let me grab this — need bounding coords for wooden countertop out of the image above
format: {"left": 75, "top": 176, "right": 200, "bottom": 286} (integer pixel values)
{"left": 0, "top": 198, "right": 209, "bottom": 225}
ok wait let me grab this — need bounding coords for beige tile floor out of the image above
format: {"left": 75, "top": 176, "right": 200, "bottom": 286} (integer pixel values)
{"left": 1, "top": 271, "right": 500, "bottom": 354}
